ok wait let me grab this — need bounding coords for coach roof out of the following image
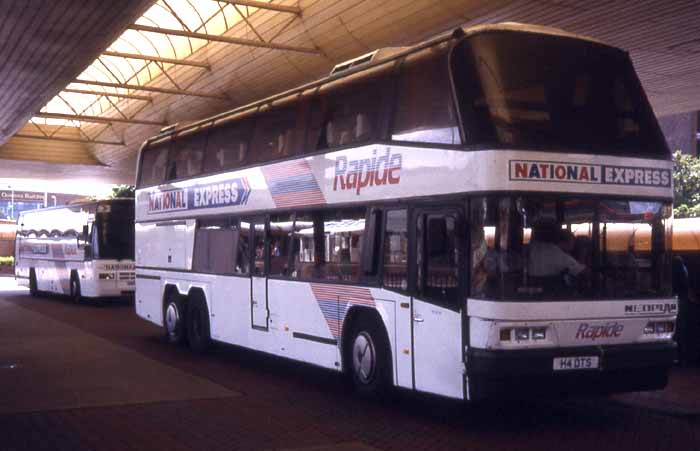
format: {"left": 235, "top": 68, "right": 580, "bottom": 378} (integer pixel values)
{"left": 147, "top": 22, "right": 611, "bottom": 146}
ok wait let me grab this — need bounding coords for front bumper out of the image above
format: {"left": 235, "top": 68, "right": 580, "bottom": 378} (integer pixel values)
{"left": 468, "top": 341, "right": 676, "bottom": 399}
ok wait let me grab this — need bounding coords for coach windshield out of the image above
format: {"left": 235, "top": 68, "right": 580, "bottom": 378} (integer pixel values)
{"left": 94, "top": 202, "right": 135, "bottom": 260}
{"left": 470, "top": 196, "right": 672, "bottom": 301}
{"left": 452, "top": 30, "right": 668, "bottom": 159}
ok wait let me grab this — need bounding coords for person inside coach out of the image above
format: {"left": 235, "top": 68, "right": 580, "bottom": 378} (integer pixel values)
{"left": 528, "top": 223, "right": 586, "bottom": 281}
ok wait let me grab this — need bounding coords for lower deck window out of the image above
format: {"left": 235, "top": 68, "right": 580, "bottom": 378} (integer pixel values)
{"left": 290, "top": 208, "right": 366, "bottom": 282}
{"left": 193, "top": 218, "right": 249, "bottom": 275}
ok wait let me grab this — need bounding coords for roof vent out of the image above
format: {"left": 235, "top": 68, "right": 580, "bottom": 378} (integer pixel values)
{"left": 330, "top": 47, "right": 408, "bottom": 75}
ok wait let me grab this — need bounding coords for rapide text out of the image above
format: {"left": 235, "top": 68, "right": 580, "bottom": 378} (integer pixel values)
{"left": 575, "top": 322, "right": 624, "bottom": 341}
{"left": 334, "top": 149, "right": 402, "bottom": 195}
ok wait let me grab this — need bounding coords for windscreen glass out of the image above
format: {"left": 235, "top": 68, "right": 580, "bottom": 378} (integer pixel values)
{"left": 470, "top": 196, "right": 672, "bottom": 301}
{"left": 452, "top": 31, "right": 668, "bottom": 158}
{"left": 95, "top": 202, "right": 135, "bottom": 260}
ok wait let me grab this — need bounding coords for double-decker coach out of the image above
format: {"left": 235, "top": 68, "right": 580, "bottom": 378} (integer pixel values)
{"left": 133, "top": 23, "right": 676, "bottom": 400}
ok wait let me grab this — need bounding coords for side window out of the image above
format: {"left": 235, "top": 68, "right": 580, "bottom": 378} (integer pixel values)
{"left": 167, "top": 133, "right": 207, "bottom": 181}
{"left": 193, "top": 218, "right": 249, "bottom": 275}
{"left": 236, "top": 220, "right": 251, "bottom": 275}
{"left": 269, "top": 213, "right": 293, "bottom": 276}
{"left": 252, "top": 221, "right": 266, "bottom": 276}
{"left": 289, "top": 208, "right": 366, "bottom": 281}
{"left": 204, "top": 120, "right": 252, "bottom": 173}
{"left": 322, "top": 208, "right": 366, "bottom": 282}
{"left": 416, "top": 212, "right": 460, "bottom": 305}
{"left": 308, "top": 67, "right": 390, "bottom": 151}
{"left": 470, "top": 197, "right": 497, "bottom": 299}
{"left": 383, "top": 209, "right": 409, "bottom": 291}
{"left": 392, "top": 45, "right": 460, "bottom": 145}
{"left": 138, "top": 141, "right": 170, "bottom": 187}
{"left": 250, "top": 106, "right": 301, "bottom": 164}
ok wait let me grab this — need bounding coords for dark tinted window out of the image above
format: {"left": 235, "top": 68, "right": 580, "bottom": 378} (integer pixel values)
{"left": 309, "top": 67, "right": 390, "bottom": 151}
{"left": 250, "top": 105, "right": 302, "bottom": 163}
{"left": 270, "top": 213, "right": 293, "bottom": 276}
{"left": 416, "top": 212, "right": 460, "bottom": 304}
{"left": 290, "top": 212, "right": 316, "bottom": 279}
{"left": 95, "top": 202, "right": 135, "bottom": 260}
{"left": 204, "top": 119, "right": 253, "bottom": 173}
{"left": 193, "top": 218, "right": 233, "bottom": 274}
{"left": 383, "top": 209, "right": 409, "bottom": 291}
{"left": 392, "top": 45, "right": 461, "bottom": 145}
{"left": 452, "top": 31, "right": 669, "bottom": 158}
{"left": 193, "top": 218, "right": 249, "bottom": 275}
{"left": 167, "top": 133, "right": 206, "bottom": 181}
{"left": 139, "top": 141, "right": 170, "bottom": 187}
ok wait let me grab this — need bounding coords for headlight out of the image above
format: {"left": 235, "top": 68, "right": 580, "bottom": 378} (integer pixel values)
{"left": 532, "top": 327, "right": 547, "bottom": 340}
{"left": 99, "top": 272, "right": 115, "bottom": 280}
{"left": 644, "top": 321, "right": 674, "bottom": 334}
{"left": 515, "top": 328, "right": 530, "bottom": 341}
{"left": 500, "top": 326, "right": 548, "bottom": 342}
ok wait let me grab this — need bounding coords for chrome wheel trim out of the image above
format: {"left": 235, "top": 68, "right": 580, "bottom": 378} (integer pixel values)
{"left": 165, "top": 302, "right": 180, "bottom": 336}
{"left": 352, "top": 332, "right": 376, "bottom": 385}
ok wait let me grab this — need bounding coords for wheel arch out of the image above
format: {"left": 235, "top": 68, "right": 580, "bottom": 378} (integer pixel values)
{"left": 341, "top": 306, "right": 393, "bottom": 381}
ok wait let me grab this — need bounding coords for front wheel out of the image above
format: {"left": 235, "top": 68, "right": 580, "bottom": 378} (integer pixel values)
{"left": 187, "top": 295, "right": 211, "bottom": 353}
{"left": 346, "top": 319, "right": 391, "bottom": 397}
{"left": 70, "top": 276, "right": 82, "bottom": 304}
{"left": 29, "top": 269, "right": 38, "bottom": 296}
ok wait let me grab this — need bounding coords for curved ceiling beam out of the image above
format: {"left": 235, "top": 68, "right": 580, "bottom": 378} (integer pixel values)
{"left": 102, "top": 50, "right": 210, "bottom": 68}
{"left": 74, "top": 78, "right": 228, "bottom": 100}
{"left": 63, "top": 88, "right": 152, "bottom": 102}
{"left": 14, "top": 133, "right": 125, "bottom": 147}
{"left": 128, "top": 23, "right": 320, "bottom": 54}
{"left": 35, "top": 112, "right": 166, "bottom": 127}
{"left": 213, "top": 0, "right": 301, "bottom": 15}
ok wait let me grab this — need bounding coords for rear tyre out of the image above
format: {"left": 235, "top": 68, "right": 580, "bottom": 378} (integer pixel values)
{"left": 346, "top": 317, "right": 391, "bottom": 398}
{"left": 29, "top": 269, "right": 38, "bottom": 296}
{"left": 70, "top": 275, "right": 82, "bottom": 304}
{"left": 163, "top": 294, "right": 187, "bottom": 345}
{"left": 187, "top": 295, "right": 212, "bottom": 353}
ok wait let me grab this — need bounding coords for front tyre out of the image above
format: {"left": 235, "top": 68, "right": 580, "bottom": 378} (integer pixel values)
{"left": 347, "top": 319, "right": 391, "bottom": 397}
{"left": 70, "top": 275, "right": 82, "bottom": 304}
{"left": 187, "top": 295, "right": 211, "bottom": 353}
{"left": 163, "top": 294, "right": 187, "bottom": 345}
{"left": 29, "top": 269, "right": 38, "bottom": 296}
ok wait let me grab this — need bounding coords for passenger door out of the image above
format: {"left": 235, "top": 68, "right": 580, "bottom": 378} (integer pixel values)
{"left": 411, "top": 208, "right": 464, "bottom": 399}
{"left": 249, "top": 218, "right": 269, "bottom": 330}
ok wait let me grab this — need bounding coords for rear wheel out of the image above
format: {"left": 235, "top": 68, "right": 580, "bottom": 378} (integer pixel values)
{"left": 187, "top": 295, "right": 211, "bottom": 353}
{"left": 29, "top": 269, "right": 38, "bottom": 296}
{"left": 163, "top": 294, "right": 187, "bottom": 345}
{"left": 70, "top": 275, "right": 82, "bottom": 304}
{"left": 346, "top": 317, "right": 391, "bottom": 397}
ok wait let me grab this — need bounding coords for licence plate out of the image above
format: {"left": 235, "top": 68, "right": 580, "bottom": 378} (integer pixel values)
{"left": 553, "top": 356, "right": 599, "bottom": 371}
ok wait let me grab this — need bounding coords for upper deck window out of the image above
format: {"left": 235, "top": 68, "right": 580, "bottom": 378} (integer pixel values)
{"left": 392, "top": 44, "right": 461, "bottom": 145}
{"left": 309, "top": 64, "right": 391, "bottom": 151}
{"left": 251, "top": 104, "right": 303, "bottom": 162}
{"left": 452, "top": 31, "right": 669, "bottom": 159}
{"left": 139, "top": 140, "right": 170, "bottom": 187}
{"left": 204, "top": 118, "right": 253, "bottom": 173}
{"left": 167, "top": 133, "right": 206, "bottom": 181}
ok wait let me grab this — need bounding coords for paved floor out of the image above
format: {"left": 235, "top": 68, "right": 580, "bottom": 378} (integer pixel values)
{"left": 0, "top": 278, "right": 699, "bottom": 451}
